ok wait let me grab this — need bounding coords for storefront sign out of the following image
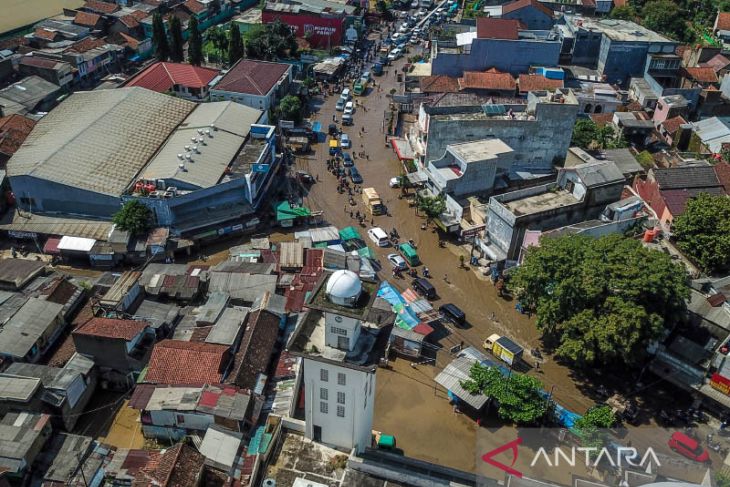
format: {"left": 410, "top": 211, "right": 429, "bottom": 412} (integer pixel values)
{"left": 710, "top": 373, "right": 730, "bottom": 396}
{"left": 8, "top": 231, "right": 37, "bottom": 239}
{"left": 252, "top": 164, "right": 270, "bottom": 173}
{"left": 461, "top": 224, "right": 486, "bottom": 238}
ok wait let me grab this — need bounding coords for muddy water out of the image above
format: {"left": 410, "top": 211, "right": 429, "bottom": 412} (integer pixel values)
{"left": 295, "top": 43, "right": 596, "bottom": 415}
{"left": 1, "top": 0, "right": 85, "bottom": 35}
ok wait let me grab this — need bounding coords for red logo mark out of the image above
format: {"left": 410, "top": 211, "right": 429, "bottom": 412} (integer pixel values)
{"left": 481, "top": 437, "right": 523, "bottom": 478}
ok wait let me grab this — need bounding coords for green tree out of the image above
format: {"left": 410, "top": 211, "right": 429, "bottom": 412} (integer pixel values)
{"left": 113, "top": 201, "right": 152, "bottom": 236}
{"left": 228, "top": 23, "right": 244, "bottom": 66}
{"left": 610, "top": 4, "right": 637, "bottom": 20}
{"left": 417, "top": 194, "right": 446, "bottom": 223}
{"left": 168, "top": 16, "right": 184, "bottom": 63}
{"left": 244, "top": 20, "right": 297, "bottom": 60}
{"left": 571, "top": 119, "right": 627, "bottom": 150}
{"left": 376, "top": 0, "right": 393, "bottom": 20}
{"left": 461, "top": 364, "right": 548, "bottom": 424}
{"left": 717, "top": 472, "right": 730, "bottom": 487}
{"left": 151, "top": 13, "right": 170, "bottom": 62}
{"left": 277, "top": 95, "right": 303, "bottom": 123}
{"left": 642, "top": 0, "right": 692, "bottom": 41}
{"left": 673, "top": 192, "right": 730, "bottom": 273}
{"left": 188, "top": 16, "right": 203, "bottom": 66}
{"left": 511, "top": 234, "right": 689, "bottom": 368}
{"left": 574, "top": 405, "right": 616, "bottom": 449}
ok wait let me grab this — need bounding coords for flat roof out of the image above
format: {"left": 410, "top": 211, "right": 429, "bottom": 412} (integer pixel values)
{"left": 7, "top": 87, "right": 195, "bottom": 197}
{"left": 503, "top": 188, "right": 579, "bottom": 216}
{"left": 138, "top": 102, "right": 263, "bottom": 189}
{"left": 448, "top": 139, "right": 513, "bottom": 163}
{"left": 566, "top": 15, "right": 674, "bottom": 43}
{"left": 0, "top": 375, "right": 41, "bottom": 402}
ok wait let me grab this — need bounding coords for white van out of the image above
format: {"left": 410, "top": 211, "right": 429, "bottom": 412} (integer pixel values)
{"left": 367, "top": 227, "right": 390, "bottom": 247}
{"left": 340, "top": 88, "right": 351, "bottom": 101}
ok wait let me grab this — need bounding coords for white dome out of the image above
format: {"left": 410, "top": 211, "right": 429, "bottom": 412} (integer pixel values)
{"left": 325, "top": 270, "right": 362, "bottom": 301}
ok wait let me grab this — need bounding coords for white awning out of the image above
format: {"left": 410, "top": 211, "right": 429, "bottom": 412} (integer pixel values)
{"left": 57, "top": 236, "right": 96, "bottom": 252}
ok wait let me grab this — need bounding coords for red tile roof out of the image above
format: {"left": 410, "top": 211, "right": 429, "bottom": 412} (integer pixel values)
{"left": 83, "top": 0, "right": 120, "bottom": 14}
{"left": 146, "top": 340, "right": 229, "bottom": 386}
{"left": 33, "top": 29, "right": 59, "bottom": 41}
{"left": 70, "top": 36, "right": 107, "bottom": 53}
{"left": 184, "top": 0, "right": 206, "bottom": 14}
{"left": 214, "top": 59, "right": 290, "bottom": 95}
{"left": 0, "top": 114, "right": 35, "bottom": 157}
{"left": 501, "top": 0, "right": 553, "bottom": 17}
{"left": 589, "top": 113, "right": 614, "bottom": 126}
{"left": 476, "top": 18, "right": 523, "bottom": 40}
{"left": 115, "top": 32, "right": 143, "bottom": 49}
{"left": 133, "top": 443, "right": 204, "bottom": 487}
{"left": 717, "top": 12, "right": 730, "bottom": 31}
{"left": 714, "top": 161, "right": 730, "bottom": 194}
{"left": 74, "top": 11, "right": 102, "bottom": 27}
{"left": 459, "top": 69, "right": 516, "bottom": 91}
{"left": 125, "top": 62, "right": 219, "bottom": 92}
{"left": 702, "top": 53, "right": 730, "bottom": 73}
{"left": 518, "top": 74, "right": 563, "bottom": 93}
{"left": 119, "top": 14, "right": 141, "bottom": 29}
{"left": 19, "top": 56, "right": 63, "bottom": 69}
{"left": 684, "top": 66, "right": 719, "bottom": 84}
{"left": 661, "top": 115, "right": 687, "bottom": 135}
{"left": 74, "top": 317, "right": 149, "bottom": 341}
{"left": 227, "top": 308, "right": 280, "bottom": 390}
{"left": 420, "top": 75, "right": 459, "bottom": 93}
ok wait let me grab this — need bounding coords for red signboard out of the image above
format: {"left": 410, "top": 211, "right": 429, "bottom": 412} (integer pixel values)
{"left": 710, "top": 373, "right": 730, "bottom": 396}
{"left": 262, "top": 11, "right": 345, "bottom": 48}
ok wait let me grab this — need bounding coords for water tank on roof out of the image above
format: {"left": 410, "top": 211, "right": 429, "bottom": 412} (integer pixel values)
{"left": 325, "top": 270, "right": 362, "bottom": 307}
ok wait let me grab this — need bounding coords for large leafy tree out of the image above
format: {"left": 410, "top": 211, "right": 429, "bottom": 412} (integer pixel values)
{"left": 228, "top": 23, "right": 244, "bottom": 66}
{"left": 168, "top": 16, "right": 184, "bottom": 62}
{"left": 571, "top": 119, "right": 627, "bottom": 150}
{"left": 642, "top": 0, "right": 692, "bottom": 42}
{"left": 511, "top": 234, "right": 689, "bottom": 368}
{"left": 574, "top": 405, "right": 616, "bottom": 449}
{"left": 188, "top": 16, "right": 203, "bottom": 66}
{"left": 245, "top": 20, "right": 297, "bottom": 60}
{"left": 461, "top": 363, "right": 548, "bottom": 425}
{"left": 610, "top": 4, "right": 637, "bottom": 20}
{"left": 416, "top": 194, "right": 446, "bottom": 223}
{"left": 113, "top": 201, "right": 152, "bottom": 236}
{"left": 277, "top": 95, "right": 303, "bottom": 123}
{"left": 151, "top": 13, "right": 169, "bottom": 62}
{"left": 673, "top": 192, "right": 730, "bottom": 273}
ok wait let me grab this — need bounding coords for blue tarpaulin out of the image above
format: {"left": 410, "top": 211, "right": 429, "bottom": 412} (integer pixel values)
{"left": 377, "top": 281, "right": 421, "bottom": 331}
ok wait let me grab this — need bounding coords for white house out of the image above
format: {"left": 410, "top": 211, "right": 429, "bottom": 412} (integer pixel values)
{"left": 209, "top": 59, "right": 292, "bottom": 115}
{"left": 288, "top": 270, "right": 388, "bottom": 453}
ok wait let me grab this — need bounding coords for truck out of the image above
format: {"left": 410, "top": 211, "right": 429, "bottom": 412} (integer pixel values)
{"left": 353, "top": 80, "right": 365, "bottom": 96}
{"left": 362, "top": 187, "right": 385, "bottom": 215}
{"left": 483, "top": 334, "right": 524, "bottom": 366}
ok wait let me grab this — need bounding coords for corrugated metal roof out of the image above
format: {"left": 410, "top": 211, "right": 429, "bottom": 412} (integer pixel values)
{"left": 139, "top": 102, "right": 262, "bottom": 188}
{"left": 279, "top": 241, "right": 304, "bottom": 268}
{"left": 205, "top": 307, "right": 247, "bottom": 346}
{"left": 7, "top": 87, "right": 195, "bottom": 196}
{"left": 0, "top": 297, "right": 64, "bottom": 359}
{"left": 434, "top": 357, "right": 489, "bottom": 410}
{"left": 573, "top": 160, "right": 624, "bottom": 187}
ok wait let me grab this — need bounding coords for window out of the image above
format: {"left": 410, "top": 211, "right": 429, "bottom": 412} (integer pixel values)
{"left": 320, "top": 388, "right": 328, "bottom": 400}
{"left": 330, "top": 326, "right": 348, "bottom": 336}
{"left": 337, "top": 405, "right": 345, "bottom": 417}
{"left": 337, "top": 373, "right": 346, "bottom": 386}
{"left": 320, "top": 369, "right": 328, "bottom": 382}
{"left": 337, "top": 391, "right": 345, "bottom": 404}
{"left": 320, "top": 402, "right": 328, "bottom": 414}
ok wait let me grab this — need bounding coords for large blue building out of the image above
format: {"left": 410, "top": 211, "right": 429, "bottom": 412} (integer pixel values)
{"left": 7, "top": 87, "right": 279, "bottom": 237}
{"left": 431, "top": 18, "right": 561, "bottom": 77}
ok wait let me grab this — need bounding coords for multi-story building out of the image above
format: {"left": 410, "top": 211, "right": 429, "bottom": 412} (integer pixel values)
{"left": 288, "top": 270, "right": 389, "bottom": 453}
{"left": 558, "top": 15, "right": 678, "bottom": 86}
{"left": 7, "top": 87, "right": 280, "bottom": 238}
{"left": 210, "top": 59, "right": 292, "bottom": 115}
{"left": 419, "top": 89, "right": 579, "bottom": 176}
{"left": 431, "top": 18, "right": 562, "bottom": 77}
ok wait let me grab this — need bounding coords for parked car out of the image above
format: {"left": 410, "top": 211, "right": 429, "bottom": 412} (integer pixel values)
{"left": 336, "top": 99, "right": 345, "bottom": 111}
{"left": 411, "top": 0, "right": 419, "bottom": 7}
{"left": 341, "top": 133, "right": 351, "bottom": 148}
{"left": 412, "top": 278, "right": 436, "bottom": 300}
{"left": 389, "top": 177, "right": 401, "bottom": 188}
{"left": 668, "top": 432, "right": 710, "bottom": 463}
{"left": 349, "top": 166, "right": 363, "bottom": 184}
{"left": 342, "top": 152, "right": 354, "bottom": 166}
{"left": 399, "top": 23, "right": 409, "bottom": 33}
{"left": 388, "top": 48, "right": 403, "bottom": 61}
{"left": 344, "top": 101, "right": 355, "bottom": 115}
{"left": 387, "top": 254, "right": 407, "bottom": 270}
{"left": 439, "top": 303, "right": 466, "bottom": 326}
{"left": 342, "top": 113, "right": 353, "bottom": 125}
{"left": 328, "top": 123, "right": 339, "bottom": 136}
{"left": 368, "top": 227, "right": 390, "bottom": 247}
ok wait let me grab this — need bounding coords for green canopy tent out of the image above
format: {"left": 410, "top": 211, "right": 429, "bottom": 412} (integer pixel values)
{"left": 276, "top": 201, "right": 311, "bottom": 223}
{"left": 339, "top": 226, "right": 362, "bottom": 242}
{"left": 357, "top": 246, "right": 376, "bottom": 259}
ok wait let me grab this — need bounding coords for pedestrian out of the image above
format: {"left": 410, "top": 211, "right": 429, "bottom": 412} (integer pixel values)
{"left": 443, "top": 273, "right": 448, "bottom": 282}
{"left": 332, "top": 114, "right": 336, "bottom": 122}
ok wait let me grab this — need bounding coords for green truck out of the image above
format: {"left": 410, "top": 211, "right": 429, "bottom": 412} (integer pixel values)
{"left": 398, "top": 242, "right": 420, "bottom": 266}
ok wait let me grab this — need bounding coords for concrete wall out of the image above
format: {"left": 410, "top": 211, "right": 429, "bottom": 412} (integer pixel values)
{"left": 302, "top": 357, "right": 375, "bottom": 453}
{"left": 72, "top": 333, "right": 144, "bottom": 374}
{"left": 431, "top": 38, "right": 561, "bottom": 77}
{"left": 426, "top": 100, "right": 577, "bottom": 174}
{"left": 502, "top": 7, "right": 554, "bottom": 30}
{"left": 10, "top": 176, "right": 121, "bottom": 218}
{"left": 568, "top": 30, "right": 602, "bottom": 66}
{"left": 599, "top": 39, "right": 678, "bottom": 86}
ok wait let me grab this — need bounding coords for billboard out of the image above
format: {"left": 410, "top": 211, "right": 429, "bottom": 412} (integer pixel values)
{"left": 262, "top": 11, "right": 345, "bottom": 48}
